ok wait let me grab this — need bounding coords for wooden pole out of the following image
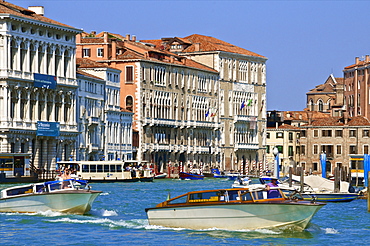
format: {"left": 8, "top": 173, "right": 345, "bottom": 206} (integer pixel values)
{"left": 300, "top": 168, "right": 304, "bottom": 192}
{"left": 289, "top": 167, "right": 292, "bottom": 187}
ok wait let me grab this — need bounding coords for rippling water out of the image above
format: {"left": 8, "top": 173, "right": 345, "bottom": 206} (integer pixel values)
{"left": 1, "top": 178, "right": 369, "bottom": 245}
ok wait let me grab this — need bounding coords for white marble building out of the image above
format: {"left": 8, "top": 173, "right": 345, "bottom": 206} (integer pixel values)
{"left": 0, "top": 4, "right": 82, "bottom": 170}
{"left": 76, "top": 58, "right": 133, "bottom": 162}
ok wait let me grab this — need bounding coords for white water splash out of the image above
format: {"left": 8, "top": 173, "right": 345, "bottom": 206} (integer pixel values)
{"left": 323, "top": 228, "right": 339, "bottom": 234}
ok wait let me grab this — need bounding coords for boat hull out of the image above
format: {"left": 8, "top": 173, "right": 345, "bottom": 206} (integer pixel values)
{"left": 300, "top": 193, "right": 360, "bottom": 202}
{"left": 146, "top": 202, "right": 324, "bottom": 231}
{"left": 0, "top": 190, "right": 101, "bottom": 214}
{"left": 179, "top": 172, "right": 204, "bottom": 180}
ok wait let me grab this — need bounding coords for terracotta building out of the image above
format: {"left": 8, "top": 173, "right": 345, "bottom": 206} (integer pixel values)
{"left": 343, "top": 55, "right": 370, "bottom": 118}
{"left": 306, "top": 74, "right": 344, "bottom": 116}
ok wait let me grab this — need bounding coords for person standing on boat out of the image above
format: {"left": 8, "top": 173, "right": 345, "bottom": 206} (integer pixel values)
{"left": 62, "top": 169, "right": 71, "bottom": 189}
{"left": 265, "top": 177, "right": 280, "bottom": 198}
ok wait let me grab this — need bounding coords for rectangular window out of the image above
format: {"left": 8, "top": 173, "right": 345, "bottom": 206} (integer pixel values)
{"left": 97, "top": 48, "right": 104, "bottom": 57}
{"left": 349, "top": 145, "right": 357, "bottom": 154}
{"left": 83, "top": 48, "right": 91, "bottom": 57}
{"left": 363, "top": 130, "right": 369, "bottom": 137}
{"left": 266, "top": 145, "right": 270, "bottom": 154}
{"left": 314, "top": 130, "right": 318, "bottom": 137}
{"left": 313, "top": 145, "right": 318, "bottom": 155}
{"left": 350, "top": 130, "right": 357, "bottom": 137}
{"left": 126, "top": 66, "right": 133, "bottom": 83}
{"left": 322, "top": 130, "right": 332, "bottom": 137}
{"left": 288, "top": 146, "right": 293, "bottom": 156}
{"left": 301, "top": 130, "right": 306, "bottom": 137}
{"left": 289, "top": 132, "right": 293, "bottom": 141}
{"left": 364, "top": 145, "right": 369, "bottom": 154}
{"left": 301, "top": 145, "right": 306, "bottom": 155}
{"left": 337, "top": 145, "right": 342, "bottom": 155}
{"left": 266, "top": 132, "right": 270, "bottom": 139}
{"left": 276, "top": 132, "right": 283, "bottom": 138}
{"left": 335, "top": 130, "right": 343, "bottom": 137}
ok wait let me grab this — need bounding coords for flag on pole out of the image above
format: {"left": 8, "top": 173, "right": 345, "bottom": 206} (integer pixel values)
{"left": 247, "top": 99, "right": 253, "bottom": 106}
{"left": 205, "top": 109, "right": 210, "bottom": 117}
{"left": 211, "top": 109, "right": 218, "bottom": 117}
{"left": 240, "top": 101, "right": 245, "bottom": 110}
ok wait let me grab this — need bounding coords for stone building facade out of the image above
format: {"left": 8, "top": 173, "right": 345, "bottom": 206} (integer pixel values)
{"left": 0, "top": 3, "right": 81, "bottom": 170}
{"left": 143, "top": 35, "right": 268, "bottom": 174}
{"left": 76, "top": 58, "right": 133, "bottom": 162}
{"left": 76, "top": 32, "right": 221, "bottom": 172}
{"left": 299, "top": 114, "right": 370, "bottom": 174}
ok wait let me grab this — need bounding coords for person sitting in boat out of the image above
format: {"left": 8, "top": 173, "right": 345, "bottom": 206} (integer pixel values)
{"left": 61, "top": 169, "right": 72, "bottom": 189}
{"left": 265, "top": 177, "right": 280, "bottom": 198}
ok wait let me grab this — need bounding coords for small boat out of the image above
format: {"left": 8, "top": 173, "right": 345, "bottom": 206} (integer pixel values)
{"left": 145, "top": 187, "right": 325, "bottom": 231}
{"left": 226, "top": 172, "right": 243, "bottom": 181}
{"left": 0, "top": 179, "right": 101, "bottom": 214}
{"left": 179, "top": 171, "right": 204, "bottom": 180}
{"left": 154, "top": 173, "right": 167, "bottom": 179}
{"left": 211, "top": 168, "right": 228, "bottom": 178}
{"left": 250, "top": 176, "right": 362, "bottom": 203}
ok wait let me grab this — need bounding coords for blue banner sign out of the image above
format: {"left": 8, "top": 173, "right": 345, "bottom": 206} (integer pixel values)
{"left": 34, "top": 73, "right": 57, "bottom": 89}
{"left": 36, "top": 121, "right": 60, "bottom": 137}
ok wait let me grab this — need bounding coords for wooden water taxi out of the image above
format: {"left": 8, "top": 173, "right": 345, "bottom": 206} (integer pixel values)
{"left": 145, "top": 187, "right": 325, "bottom": 231}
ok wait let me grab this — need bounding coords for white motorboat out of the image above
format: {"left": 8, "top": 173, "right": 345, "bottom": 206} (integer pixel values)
{"left": 0, "top": 179, "right": 101, "bottom": 214}
{"left": 145, "top": 187, "right": 325, "bottom": 231}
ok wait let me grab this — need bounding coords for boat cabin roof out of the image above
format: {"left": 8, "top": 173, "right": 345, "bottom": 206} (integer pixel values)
{"left": 156, "top": 187, "right": 284, "bottom": 208}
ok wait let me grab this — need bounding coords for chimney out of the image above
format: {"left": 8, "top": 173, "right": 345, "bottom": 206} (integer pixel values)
{"left": 91, "top": 31, "right": 96, "bottom": 36}
{"left": 28, "top": 6, "right": 44, "bottom": 16}
{"left": 355, "top": 57, "right": 360, "bottom": 64}
{"left": 126, "top": 34, "right": 131, "bottom": 41}
{"left": 132, "top": 35, "right": 136, "bottom": 42}
{"left": 307, "top": 111, "right": 313, "bottom": 125}
{"left": 343, "top": 111, "right": 349, "bottom": 125}
{"left": 103, "top": 32, "right": 108, "bottom": 43}
{"left": 112, "top": 39, "right": 117, "bottom": 60}
{"left": 366, "top": 55, "right": 370, "bottom": 63}
{"left": 194, "top": 43, "right": 200, "bottom": 52}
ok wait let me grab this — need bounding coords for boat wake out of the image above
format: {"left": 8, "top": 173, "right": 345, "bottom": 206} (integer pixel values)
{"left": 322, "top": 228, "right": 339, "bottom": 234}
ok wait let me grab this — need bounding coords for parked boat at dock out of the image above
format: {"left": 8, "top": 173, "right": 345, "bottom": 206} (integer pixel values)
{"left": 57, "top": 160, "right": 154, "bottom": 182}
{"left": 179, "top": 170, "right": 204, "bottom": 180}
{"left": 145, "top": 187, "right": 325, "bottom": 231}
{"left": 233, "top": 176, "right": 361, "bottom": 202}
{"left": 0, "top": 179, "right": 101, "bottom": 214}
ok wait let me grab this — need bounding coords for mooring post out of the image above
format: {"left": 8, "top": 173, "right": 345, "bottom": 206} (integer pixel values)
{"left": 368, "top": 171, "right": 370, "bottom": 212}
{"left": 289, "top": 167, "right": 292, "bottom": 187}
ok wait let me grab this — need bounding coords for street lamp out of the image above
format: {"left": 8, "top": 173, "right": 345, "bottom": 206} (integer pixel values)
{"left": 273, "top": 147, "right": 280, "bottom": 179}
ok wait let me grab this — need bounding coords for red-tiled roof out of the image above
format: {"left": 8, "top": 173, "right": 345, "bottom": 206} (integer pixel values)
{"left": 283, "top": 111, "right": 330, "bottom": 121}
{"left": 182, "top": 34, "right": 266, "bottom": 58}
{"left": 142, "top": 34, "right": 266, "bottom": 59}
{"left": 77, "top": 58, "right": 110, "bottom": 68}
{"left": 80, "top": 33, "right": 218, "bottom": 73}
{"left": 0, "top": 1, "right": 76, "bottom": 29}
{"left": 267, "top": 124, "right": 301, "bottom": 130}
{"left": 76, "top": 70, "right": 104, "bottom": 81}
{"left": 305, "top": 116, "right": 370, "bottom": 126}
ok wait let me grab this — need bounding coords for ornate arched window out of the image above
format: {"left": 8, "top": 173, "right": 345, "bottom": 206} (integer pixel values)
{"left": 318, "top": 99, "right": 323, "bottom": 112}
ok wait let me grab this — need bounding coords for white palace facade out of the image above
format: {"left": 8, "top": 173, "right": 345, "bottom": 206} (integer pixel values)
{"left": 0, "top": 3, "right": 133, "bottom": 171}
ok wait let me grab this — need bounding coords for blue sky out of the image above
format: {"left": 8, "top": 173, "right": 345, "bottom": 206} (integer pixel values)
{"left": 10, "top": 0, "right": 370, "bottom": 111}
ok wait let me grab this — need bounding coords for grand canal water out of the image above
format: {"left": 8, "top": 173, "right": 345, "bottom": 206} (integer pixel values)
{"left": 0, "top": 178, "right": 369, "bottom": 245}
